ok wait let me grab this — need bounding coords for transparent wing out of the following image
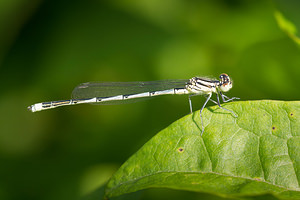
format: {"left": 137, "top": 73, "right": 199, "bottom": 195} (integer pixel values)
{"left": 71, "top": 79, "right": 189, "bottom": 104}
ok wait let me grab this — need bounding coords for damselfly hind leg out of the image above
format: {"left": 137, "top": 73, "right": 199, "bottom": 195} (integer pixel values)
{"left": 188, "top": 95, "right": 193, "bottom": 113}
{"left": 188, "top": 94, "right": 202, "bottom": 113}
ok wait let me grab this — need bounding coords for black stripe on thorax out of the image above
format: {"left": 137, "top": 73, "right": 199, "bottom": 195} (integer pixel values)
{"left": 195, "top": 77, "right": 218, "bottom": 83}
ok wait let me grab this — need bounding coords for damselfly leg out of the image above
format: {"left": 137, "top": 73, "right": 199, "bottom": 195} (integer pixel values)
{"left": 219, "top": 92, "right": 240, "bottom": 102}
{"left": 215, "top": 93, "right": 237, "bottom": 117}
{"left": 189, "top": 92, "right": 238, "bottom": 135}
{"left": 199, "top": 93, "right": 212, "bottom": 135}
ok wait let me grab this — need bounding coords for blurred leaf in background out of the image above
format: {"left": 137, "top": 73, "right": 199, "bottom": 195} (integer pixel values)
{"left": 0, "top": 0, "right": 299, "bottom": 200}
{"left": 273, "top": 0, "right": 300, "bottom": 45}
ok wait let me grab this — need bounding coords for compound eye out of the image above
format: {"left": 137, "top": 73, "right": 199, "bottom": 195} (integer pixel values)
{"left": 219, "top": 73, "right": 232, "bottom": 92}
{"left": 219, "top": 73, "right": 229, "bottom": 82}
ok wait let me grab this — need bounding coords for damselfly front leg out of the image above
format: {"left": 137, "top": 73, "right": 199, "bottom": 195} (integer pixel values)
{"left": 219, "top": 92, "right": 240, "bottom": 102}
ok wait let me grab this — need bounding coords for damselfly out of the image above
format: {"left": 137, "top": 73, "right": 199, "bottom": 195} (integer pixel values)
{"left": 28, "top": 73, "right": 239, "bottom": 135}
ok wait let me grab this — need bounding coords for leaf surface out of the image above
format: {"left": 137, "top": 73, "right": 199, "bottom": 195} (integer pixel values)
{"left": 105, "top": 100, "right": 300, "bottom": 199}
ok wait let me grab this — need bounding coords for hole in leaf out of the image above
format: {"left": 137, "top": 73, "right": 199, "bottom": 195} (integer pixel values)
{"left": 177, "top": 147, "right": 184, "bottom": 153}
{"left": 290, "top": 112, "right": 294, "bottom": 117}
{"left": 272, "top": 126, "right": 276, "bottom": 131}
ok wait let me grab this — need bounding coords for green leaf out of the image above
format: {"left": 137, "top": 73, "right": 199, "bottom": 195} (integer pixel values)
{"left": 273, "top": 0, "right": 300, "bottom": 46}
{"left": 105, "top": 100, "right": 300, "bottom": 199}
{"left": 274, "top": 11, "right": 300, "bottom": 45}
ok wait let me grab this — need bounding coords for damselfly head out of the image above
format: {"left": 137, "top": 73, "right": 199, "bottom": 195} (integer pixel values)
{"left": 219, "top": 73, "right": 232, "bottom": 92}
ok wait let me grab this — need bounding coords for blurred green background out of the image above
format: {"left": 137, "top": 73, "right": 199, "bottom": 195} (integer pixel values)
{"left": 0, "top": 0, "right": 299, "bottom": 200}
